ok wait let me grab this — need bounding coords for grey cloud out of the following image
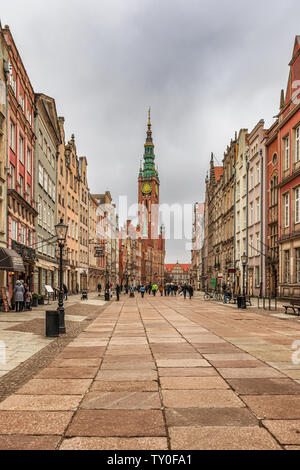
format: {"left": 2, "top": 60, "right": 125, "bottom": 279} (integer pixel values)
{"left": 1, "top": 0, "right": 300, "bottom": 262}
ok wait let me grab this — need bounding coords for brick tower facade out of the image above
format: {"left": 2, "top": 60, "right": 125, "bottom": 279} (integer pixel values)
{"left": 138, "top": 109, "right": 165, "bottom": 285}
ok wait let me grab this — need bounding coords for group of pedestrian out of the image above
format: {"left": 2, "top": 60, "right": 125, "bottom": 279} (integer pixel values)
{"left": 13, "top": 280, "right": 32, "bottom": 312}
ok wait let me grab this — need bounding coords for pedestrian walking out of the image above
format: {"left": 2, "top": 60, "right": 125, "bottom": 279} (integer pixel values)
{"left": 97, "top": 283, "right": 102, "bottom": 296}
{"left": 182, "top": 284, "right": 188, "bottom": 299}
{"left": 152, "top": 284, "right": 158, "bottom": 296}
{"left": 63, "top": 283, "right": 68, "bottom": 300}
{"left": 159, "top": 284, "right": 164, "bottom": 296}
{"left": 116, "top": 284, "right": 120, "bottom": 301}
{"left": 140, "top": 285, "right": 146, "bottom": 298}
{"left": 14, "top": 280, "right": 25, "bottom": 312}
{"left": 24, "top": 289, "right": 32, "bottom": 310}
{"left": 188, "top": 284, "right": 194, "bottom": 300}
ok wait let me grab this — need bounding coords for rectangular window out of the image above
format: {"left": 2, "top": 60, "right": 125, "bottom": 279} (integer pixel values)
{"left": 296, "top": 248, "right": 300, "bottom": 283}
{"left": 250, "top": 235, "right": 253, "bottom": 257}
{"left": 43, "top": 170, "right": 48, "bottom": 193}
{"left": 284, "top": 250, "right": 290, "bottom": 283}
{"left": 10, "top": 121, "right": 16, "bottom": 152}
{"left": 38, "top": 163, "right": 43, "bottom": 186}
{"left": 28, "top": 230, "right": 32, "bottom": 247}
{"left": 256, "top": 233, "right": 260, "bottom": 253}
{"left": 256, "top": 162, "right": 260, "bottom": 185}
{"left": 284, "top": 135, "right": 290, "bottom": 170}
{"left": 10, "top": 164, "right": 15, "bottom": 190}
{"left": 256, "top": 198, "right": 260, "bottom": 222}
{"left": 39, "top": 130, "right": 43, "bottom": 147}
{"left": 27, "top": 148, "right": 31, "bottom": 174}
{"left": 285, "top": 193, "right": 290, "bottom": 228}
{"left": 38, "top": 196, "right": 42, "bottom": 224}
{"left": 296, "top": 127, "right": 300, "bottom": 163}
{"left": 19, "top": 175, "right": 24, "bottom": 197}
{"left": 11, "top": 220, "right": 17, "bottom": 241}
{"left": 10, "top": 72, "right": 16, "bottom": 95}
{"left": 296, "top": 188, "right": 300, "bottom": 224}
{"left": 250, "top": 203, "right": 254, "bottom": 225}
{"left": 20, "top": 225, "right": 26, "bottom": 245}
{"left": 19, "top": 135, "right": 24, "bottom": 164}
{"left": 19, "top": 93, "right": 24, "bottom": 111}
{"left": 255, "top": 266, "right": 260, "bottom": 288}
{"left": 250, "top": 169, "right": 254, "bottom": 189}
{"left": 27, "top": 108, "right": 32, "bottom": 125}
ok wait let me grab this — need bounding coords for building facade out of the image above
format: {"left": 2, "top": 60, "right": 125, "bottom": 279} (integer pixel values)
{"left": 165, "top": 263, "right": 191, "bottom": 285}
{"left": 78, "top": 156, "right": 89, "bottom": 291}
{"left": 34, "top": 94, "right": 60, "bottom": 294}
{"left": 5, "top": 26, "right": 37, "bottom": 297}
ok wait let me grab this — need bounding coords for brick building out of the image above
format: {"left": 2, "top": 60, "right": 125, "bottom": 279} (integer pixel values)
{"left": 138, "top": 109, "right": 165, "bottom": 286}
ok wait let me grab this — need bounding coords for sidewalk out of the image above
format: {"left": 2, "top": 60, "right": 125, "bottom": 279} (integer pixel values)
{"left": 0, "top": 295, "right": 300, "bottom": 449}
{"left": 0, "top": 293, "right": 106, "bottom": 379}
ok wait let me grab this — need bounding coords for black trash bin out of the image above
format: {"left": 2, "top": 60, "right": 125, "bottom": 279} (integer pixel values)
{"left": 46, "top": 310, "right": 60, "bottom": 337}
{"left": 105, "top": 291, "right": 110, "bottom": 301}
{"left": 237, "top": 296, "right": 242, "bottom": 309}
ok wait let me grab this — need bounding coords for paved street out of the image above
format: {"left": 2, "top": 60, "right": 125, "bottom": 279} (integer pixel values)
{"left": 0, "top": 295, "right": 300, "bottom": 450}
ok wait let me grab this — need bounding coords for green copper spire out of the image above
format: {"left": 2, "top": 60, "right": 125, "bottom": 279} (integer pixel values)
{"left": 141, "top": 108, "right": 159, "bottom": 180}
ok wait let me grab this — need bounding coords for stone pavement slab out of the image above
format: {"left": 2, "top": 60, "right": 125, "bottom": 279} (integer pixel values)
{"left": 0, "top": 435, "right": 60, "bottom": 450}
{"left": 169, "top": 426, "right": 281, "bottom": 450}
{"left": 263, "top": 420, "right": 300, "bottom": 445}
{"left": 80, "top": 391, "right": 161, "bottom": 409}
{"left": 35, "top": 367, "right": 98, "bottom": 379}
{"left": 0, "top": 411, "right": 73, "bottom": 434}
{"left": 227, "top": 378, "right": 300, "bottom": 395}
{"left": 165, "top": 408, "right": 259, "bottom": 427}
{"left": 59, "top": 437, "right": 168, "bottom": 450}
{"left": 160, "top": 377, "right": 229, "bottom": 390}
{"left": 0, "top": 394, "right": 82, "bottom": 411}
{"left": 65, "top": 410, "right": 166, "bottom": 437}
{"left": 242, "top": 395, "right": 300, "bottom": 419}
{"left": 162, "top": 389, "right": 245, "bottom": 408}
{"left": 17, "top": 379, "right": 93, "bottom": 395}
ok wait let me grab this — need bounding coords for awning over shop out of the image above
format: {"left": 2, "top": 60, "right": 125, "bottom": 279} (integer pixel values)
{"left": 0, "top": 248, "right": 25, "bottom": 272}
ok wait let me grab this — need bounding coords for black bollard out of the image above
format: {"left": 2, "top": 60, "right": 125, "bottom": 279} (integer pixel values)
{"left": 46, "top": 311, "right": 60, "bottom": 337}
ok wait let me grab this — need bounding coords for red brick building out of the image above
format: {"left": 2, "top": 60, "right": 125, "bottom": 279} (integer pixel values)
{"left": 138, "top": 109, "right": 165, "bottom": 286}
{"left": 265, "top": 36, "right": 300, "bottom": 299}
{"left": 4, "top": 26, "right": 37, "bottom": 297}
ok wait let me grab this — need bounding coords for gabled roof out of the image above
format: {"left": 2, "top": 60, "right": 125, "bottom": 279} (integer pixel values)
{"left": 165, "top": 263, "right": 191, "bottom": 273}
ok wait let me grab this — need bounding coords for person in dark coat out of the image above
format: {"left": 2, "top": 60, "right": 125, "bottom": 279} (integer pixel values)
{"left": 188, "top": 284, "right": 194, "bottom": 300}
{"left": 116, "top": 284, "right": 120, "bottom": 301}
{"left": 14, "top": 280, "right": 25, "bottom": 312}
{"left": 63, "top": 283, "right": 68, "bottom": 300}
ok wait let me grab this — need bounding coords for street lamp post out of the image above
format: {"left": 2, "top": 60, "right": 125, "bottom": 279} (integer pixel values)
{"left": 241, "top": 252, "right": 247, "bottom": 310}
{"left": 55, "top": 218, "right": 68, "bottom": 334}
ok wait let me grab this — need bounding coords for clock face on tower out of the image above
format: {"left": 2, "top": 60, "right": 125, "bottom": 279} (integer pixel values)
{"left": 141, "top": 182, "right": 152, "bottom": 195}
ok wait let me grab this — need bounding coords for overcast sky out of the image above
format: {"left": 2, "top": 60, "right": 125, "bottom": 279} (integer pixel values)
{"left": 2, "top": 0, "right": 300, "bottom": 262}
